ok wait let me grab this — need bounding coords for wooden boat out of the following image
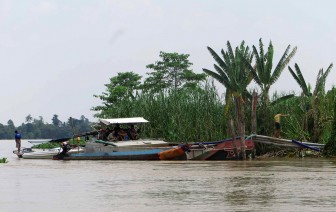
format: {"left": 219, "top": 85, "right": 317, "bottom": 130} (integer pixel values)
{"left": 83, "top": 117, "right": 171, "bottom": 154}
{"left": 291, "top": 140, "right": 322, "bottom": 152}
{"left": 22, "top": 148, "right": 61, "bottom": 159}
{"left": 52, "top": 117, "right": 189, "bottom": 160}
{"left": 53, "top": 145, "right": 189, "bottom": 160}
{"left": 252, "top": 134, "right": 325, "bottom": 151}
{"left": 87, "top": 139, "right": 170, "bottom": 154}
{"left": 186, "top": 137, "right": 255, "bottom": 160}
{"left": 13, "top": 147, "right": 85, "bottom": 159}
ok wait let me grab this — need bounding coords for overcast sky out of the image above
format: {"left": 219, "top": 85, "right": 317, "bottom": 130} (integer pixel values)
{"left": 1, "top": 0, "right": 335, "bottom": 125}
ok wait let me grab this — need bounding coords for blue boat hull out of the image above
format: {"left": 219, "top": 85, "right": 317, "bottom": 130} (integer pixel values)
{"left": 54, "top": 148, "right": 188, "bottom": 160}
{"left": 292, "top": 140, "right": 322, "bottom": 152}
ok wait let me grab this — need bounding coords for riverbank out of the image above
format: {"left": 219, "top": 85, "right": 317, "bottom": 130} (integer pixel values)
{"left": 257, "top": 149, "right": 322, "bottom": 159}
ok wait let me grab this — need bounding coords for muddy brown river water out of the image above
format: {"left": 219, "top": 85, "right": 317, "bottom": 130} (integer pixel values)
{"left": 1, "top": 140, "right": 336, "bottom": 212}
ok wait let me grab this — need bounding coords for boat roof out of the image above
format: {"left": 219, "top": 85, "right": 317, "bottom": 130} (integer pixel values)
{"left": 99, "top": 117, "right": 149, "bottom": 125}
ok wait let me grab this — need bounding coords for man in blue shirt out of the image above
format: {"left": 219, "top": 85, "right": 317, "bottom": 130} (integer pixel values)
{"left": 15, "top": 130, "right": 22, "bottom": 155}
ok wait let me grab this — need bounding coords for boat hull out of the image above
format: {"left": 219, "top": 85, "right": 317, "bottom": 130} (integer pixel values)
{"left": 84, "top": 139, "right": 171, "bottom": 153}
{"left": 58, "top": 149, "right": 164, "bottom": 160}
{"left": 187, "top": 138, "right": 255, "bottom": 160}
{"left": 54, "top": 146, "right": 188, "bottom": 161}
{"left": 15, "top": 147, "right": 85, "bottom": 159}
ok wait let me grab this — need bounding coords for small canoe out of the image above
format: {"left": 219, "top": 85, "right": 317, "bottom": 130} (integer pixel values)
{"left": 13, "top": 147, "right": 85, "bottom": 159}
{"left": 22, "top": 148, "right": 61, "bottom": 159}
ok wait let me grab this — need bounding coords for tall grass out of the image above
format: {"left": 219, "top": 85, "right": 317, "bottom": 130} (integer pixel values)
{"left": 323, "top": 87, "right": 336, "bottom": 155}
{"left": 99, "top": 84, "right": 228, "bottom": 143}
{"left": 96, "top": 83, "right": 335, "bottom": 145}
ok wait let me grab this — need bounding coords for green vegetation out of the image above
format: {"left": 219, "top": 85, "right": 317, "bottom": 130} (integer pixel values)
{"left": 248, "top": 39, "right": 297, "bottom": 135}
{"left": 31, "top": 142, "right": 60, "bottom": 149}
{"left": 95, "top": 83, "right": 226, "bottom": 143}
{"left": 0, "top": 115, "right": 94, "bottom": 139}
{"left": 32, "top": 138, "right": 87, "bottom": 149}
{"left": 92, "top": 51, "right": 218, "bottom": 143}
{"left": 2, "top": 40, "right": 334, "bottom": 157}
{"left": 143, "top": 51, "right": 207, "bottom": 92}
{"left": 92, "top": 41, "right": 335, "bottom": 157}
{"left": 203, "top": 41, "right": 254, "bottom": 159}
{"left": 0, "top": 158, "right": 8, "bottom": 163}
{"left": 323, "top": 88, "right": 336, "bottom": 156}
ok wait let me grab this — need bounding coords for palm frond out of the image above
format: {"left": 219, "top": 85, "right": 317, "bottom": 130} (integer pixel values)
{"left": 321, "top": 63, "right": 333, "bottom": 89}
{"left": 206, "top": 46, "right": 227, "bottom": 70}
{"left": 258, "top": 38, "right": 265, "bottom": 76}
{"left": 226, "top": 41, "right": 235, "bottom": 65}
{"left": 324, "top": 63, "right": 333, "bottom": 78}
{"left": 270, "top": 94, "right": 295, "bottom": 106}
{"left": 214, "top": 64, "right": 232, "bottom": 89}
{"left": 294, "top": 63, "right": 310, "bottom": 95}
{"left": 313, "top": 68, "right": 324, "bottom": 96}
{"left": 271, "top": 46, "right": 297, "bottom": 84}
{"left": 227, "top": 41, "right": 237, "bottom": 73}
{"left": 203, "top": 68, "right": 223, "bottom": 83}
{"left": 240, "top": 51, "right": 261, "bottom": 87}
{"left": 203, "top": 68, "right": 230, "bottom": 90}
{"left": 288, "top": 64, "right": 310, "bottom": 96}
{"left": 314, "top": 63, "right": 333, "bottom": 95}
{"left": 265, "top": 41, "right": 274, "bottom": 81}
{"left": 252, "top": 45, "right": 265, "bottom": 86}
{"left": 222, "top": 49, "right": 233, "bottom": 73}
{"left": 288, "top": 65, "right": 301, "bottom": 84}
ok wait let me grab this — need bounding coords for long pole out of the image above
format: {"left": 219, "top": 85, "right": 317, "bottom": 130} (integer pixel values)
{"left": 70, "top": 117, "right": 79, "bottom": 152}
{"left": 70, "top": 117, "right": 75, "bottom": 138}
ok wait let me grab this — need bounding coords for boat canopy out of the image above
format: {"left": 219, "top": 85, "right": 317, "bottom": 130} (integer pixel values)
{"left": 99, "top": 117, "right": 149, "bottom": 125}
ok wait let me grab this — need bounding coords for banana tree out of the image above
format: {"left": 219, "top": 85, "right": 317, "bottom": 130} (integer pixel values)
{"left": 203, "top": 41, "right": 253, "bottom": 159}
{"left": 288, "top": 63, "right": 333, "bottom": 142}
{"left": 243, "top": 38, "right": 297, "bottom": 135}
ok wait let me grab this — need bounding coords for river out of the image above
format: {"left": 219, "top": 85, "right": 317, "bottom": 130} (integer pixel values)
{"left": 1, "top": 139, "right": 336, "bottom": 212}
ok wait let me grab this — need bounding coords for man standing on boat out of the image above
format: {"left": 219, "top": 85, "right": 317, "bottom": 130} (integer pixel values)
{"left": 274, "top": 113, "right": 289, "bottom": 138}
{"left": 14, "top": 130, "right": 22, "bottom": 155}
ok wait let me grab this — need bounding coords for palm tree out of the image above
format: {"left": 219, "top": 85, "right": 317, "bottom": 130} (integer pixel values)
{"left": 203, "top": 41, "right": 253, "bottom": 159}
{"left": 289, "top": 63, "right": 333, "bottom": 142}
{"left": 251, "top": 39, "right": 297, "bottom": 103}
{"left": 243, "top": 38, "right": 297, "bottom": 135}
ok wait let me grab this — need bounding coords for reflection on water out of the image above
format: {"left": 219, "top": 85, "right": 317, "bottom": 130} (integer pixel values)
{"left": 1, "top": 140, "right": 336, "bottom": 212}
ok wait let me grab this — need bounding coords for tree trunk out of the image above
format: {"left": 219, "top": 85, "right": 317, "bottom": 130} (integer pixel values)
{"left": 229, "top": 119, "right": 239, "bottom": 159}
{"left": 251, "top": 91, "right": 258, "bottom": 134}
{"left": 260, "top": 90, "right": 271, "bottom": 135}
{"left": 312, "top": 95, "right": 319, "bottom": 143}
{"left": 235, "top": 96, "right": 246, "bottom": 160}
